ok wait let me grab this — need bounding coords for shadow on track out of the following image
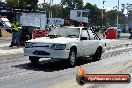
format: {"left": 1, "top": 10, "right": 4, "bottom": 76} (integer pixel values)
{"left": 12, "top": 57, "right": 100, "bottom": 72}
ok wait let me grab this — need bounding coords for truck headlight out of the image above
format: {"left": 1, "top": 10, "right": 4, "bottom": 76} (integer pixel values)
{"left": 25, "top": 42, "right": 33, "bottom": 48}
{"left": 51, "top": 44, "right": 66, "bottom": 50}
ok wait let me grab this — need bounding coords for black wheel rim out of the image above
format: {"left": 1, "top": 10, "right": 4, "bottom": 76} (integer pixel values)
{"left": 69, "top": 51, "right": 76, "bottom": 66}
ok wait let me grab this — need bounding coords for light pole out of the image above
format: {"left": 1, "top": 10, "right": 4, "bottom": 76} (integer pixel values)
{"left": 117, "top": 0, "right": 119, "bottom": 29}
{"left": 102, "top": 1, "right": 105, "bottom": 32}
{"left": 49, "top": 0, "right": 53, "bottom": 18}
{"left": 102, "top": 1, "right": 105, "bottom": 26}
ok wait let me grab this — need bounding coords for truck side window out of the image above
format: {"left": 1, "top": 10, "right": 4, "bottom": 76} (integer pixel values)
{"left": 81, "top": 30, "right": 89, "bottom": 40}
{"left": 88, "top": 30, "right": 101, "bottom": 40}
{"left": 77, "top": 11, "right": 81, "bottom": 17}
{"left": 88, "top": 30, "right": 96, "bottom": 40}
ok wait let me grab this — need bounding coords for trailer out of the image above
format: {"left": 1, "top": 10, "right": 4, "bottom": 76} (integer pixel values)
{"left": 0, "top": 6, "right": 48, "bottom": 45}
{"left": 20, "top": 12, "right": 48, "bottom": 39}
{"left": 64, "top": 9, "right": 89, "bottom": 27}
{"left": 70, "top": 9, "right": 89, "bottom": 25}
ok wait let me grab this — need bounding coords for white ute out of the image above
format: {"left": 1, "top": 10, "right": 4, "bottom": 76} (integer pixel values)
{"left": 24, "top": 27, "right": 106, "bottom": 66}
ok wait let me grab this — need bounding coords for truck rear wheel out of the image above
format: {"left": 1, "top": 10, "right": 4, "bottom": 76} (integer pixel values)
{"left": 29, "top": 56, "right": 40, "bottom": 63}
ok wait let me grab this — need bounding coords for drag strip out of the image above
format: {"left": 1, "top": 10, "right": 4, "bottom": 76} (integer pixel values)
{"left": 0, "top": 44, "right": 132, "bottom": 88}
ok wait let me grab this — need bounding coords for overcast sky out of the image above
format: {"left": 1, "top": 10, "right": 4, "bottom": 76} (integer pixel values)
{"left": 38, "top": 0, "right": 131, "bottom": 13}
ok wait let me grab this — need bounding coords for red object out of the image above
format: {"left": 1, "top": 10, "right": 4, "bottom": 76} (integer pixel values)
{"left": 32, "top": 30, "right": 48, "bottom": 39}
{"left": 105, "top": 29, "right": 117, "bottom": 39}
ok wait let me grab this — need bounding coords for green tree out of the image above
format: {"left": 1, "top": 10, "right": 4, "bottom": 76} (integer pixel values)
{"left": 5, "top": 0, "right": 38, "bottom": 7}
{"left": 61, "top": 0, "right": 83, "bottom": 9}
{"left": 51, "top": 4, "right": 63, "bottom": 18}
{"left": 18, "top": 0, "right": 27, "bottom": 6}
{"left": 106, "top": 9, "right": 126, "bottom": 25}
{"left": 25, "top": 0, "right": 38, "bottom": 7}
{"left": 40, "top": 3, "right": 63, "bottom": 18}
{"left": 126, "top": 3, "right": 132, "bottom": 25}
{"left": 121, "top": 4, "right": 125, "bottom": 13}
{"left": 127, "top": 10, "right": 132, "bottom": 25}
{"left": 106, "top": 10, "right": 117, "bottom": 25}
{"left": 0, "top": 1, "right": 6, "bottom": 6}
{"left": 61, "top": 0, "right": 83, "bottom": 19}
{"left": 84, "top": 3, "right": 101, "bottom": 25}
{"left": 5, "top": 0, "right": 19, "bottom": 6}
{"left": 40, "top": 3, "right": 50, "bottom": 18}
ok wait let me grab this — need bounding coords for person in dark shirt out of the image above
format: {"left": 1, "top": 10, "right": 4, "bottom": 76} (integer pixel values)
{"left": 129, "top": 27, "right": 132, "bottom": 39}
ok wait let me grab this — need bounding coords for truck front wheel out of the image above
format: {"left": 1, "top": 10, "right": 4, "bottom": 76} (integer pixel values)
{"left": 68, "top": 49, "right": 77, "bottom": 67}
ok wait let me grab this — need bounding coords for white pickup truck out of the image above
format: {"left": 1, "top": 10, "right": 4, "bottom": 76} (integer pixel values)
{"left": 24, "top": 27, "right": 106, "bottom": 66}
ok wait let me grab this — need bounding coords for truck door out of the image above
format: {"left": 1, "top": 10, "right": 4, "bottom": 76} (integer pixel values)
{"left": 79, "top": 29, "right": 92, "bottom": 56}
{"left": 87, "top": 30, "right": 99, "bottom": 54}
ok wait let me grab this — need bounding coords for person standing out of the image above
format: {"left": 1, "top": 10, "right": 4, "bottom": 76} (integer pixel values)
{"left": 129, "top": 27, "right": 132, "bottom": 39}
{"left": 117, "top": 29, "right": 121, "bottom": 39}
{"left": 9, "top": 19, "right": 20, "bottom": 47}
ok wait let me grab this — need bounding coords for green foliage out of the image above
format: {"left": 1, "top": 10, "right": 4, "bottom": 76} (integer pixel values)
{"left": 0, "top": 1, "right": 6, "bottom": 6}
{"left": 5, "top": 0, "right": 38, "bottom": 7}
{"left": 61, "top": 0, "right": 83, "bottom": 19}
{"left": 127, "top": 10, "right": 132, "bottom": 25}
{"left": 3, "top": 0, "right": 128, "bottom": 26}
{"left": 5, "top": 0, "right": 19, "bottom": 6}
{"left": 84, "top": 3, "right": 101, "bottom": 25}
{"left": 25, "top": 0, "right": 38, "bottom": 7}
{"left": 41, "top": 3, "right": 63, "bottom": 18}
{"left": 121, "top": 4, "right": 125, "bottom": 13}
{"left": 106, "top": 10, "right": 117, "bottom": 25}
{"left": 125, "top": 3, "right": 132, "bottom": 25}
{"left": 105, "top": 10, "right": 126, "bottom": 25}
{"left": 51, "top": 4, "right": 63, "bottom": 18}
{"left": 61, "top": 0, "right": 83, "bottom": 8}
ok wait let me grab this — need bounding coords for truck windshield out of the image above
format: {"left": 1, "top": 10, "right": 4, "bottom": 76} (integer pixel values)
{"left": 46, "top": 27, "right": 80, "bottom": 38}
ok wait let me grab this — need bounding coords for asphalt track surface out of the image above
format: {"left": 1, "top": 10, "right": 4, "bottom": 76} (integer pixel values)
{"left": 0, "top": 41, "right": 132, "bottom": 88}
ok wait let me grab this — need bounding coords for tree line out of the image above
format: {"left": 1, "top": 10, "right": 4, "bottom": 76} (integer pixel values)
{"left": 0, "top": 0, "right": 132, "bottom": 26}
